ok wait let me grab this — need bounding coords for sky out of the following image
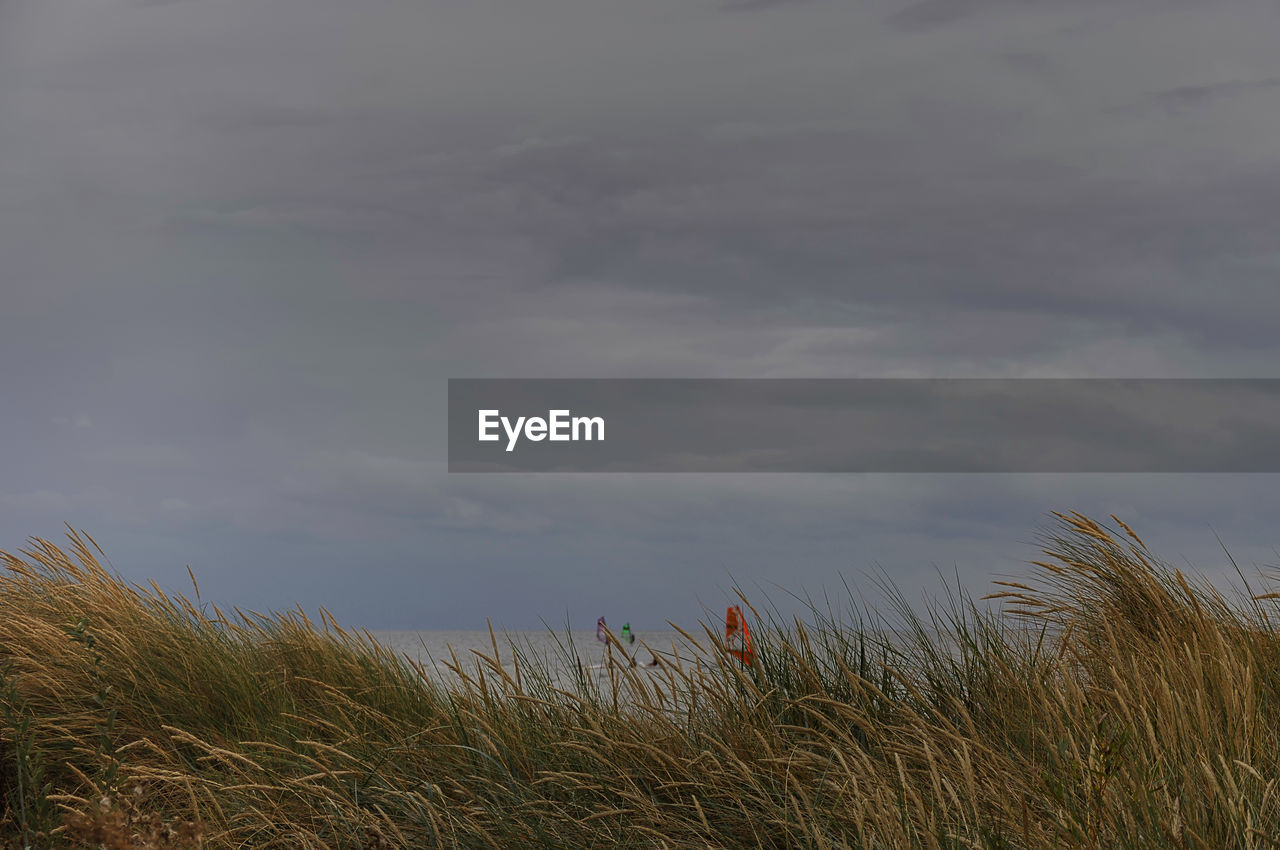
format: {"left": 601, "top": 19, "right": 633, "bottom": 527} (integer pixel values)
{"left": 2, "top": 0, "right": 1280, "bottom": 630}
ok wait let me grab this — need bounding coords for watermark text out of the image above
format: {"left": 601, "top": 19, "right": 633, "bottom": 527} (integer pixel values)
{"left": 478, "top": 409, "right": 605, "bottom": 452}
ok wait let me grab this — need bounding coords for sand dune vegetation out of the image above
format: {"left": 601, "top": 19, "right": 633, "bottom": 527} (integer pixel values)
{"left": 2, "top": 513, "right": 1280, "bottom": 848}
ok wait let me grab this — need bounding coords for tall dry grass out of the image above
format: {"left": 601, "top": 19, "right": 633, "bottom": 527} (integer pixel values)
{"left": 1, "top": 515, "right": 1279, "bottom": 848}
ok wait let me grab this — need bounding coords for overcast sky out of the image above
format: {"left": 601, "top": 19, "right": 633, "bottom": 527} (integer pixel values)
{"left": 3, "top": 0, "right": 1280, "bottom": 630}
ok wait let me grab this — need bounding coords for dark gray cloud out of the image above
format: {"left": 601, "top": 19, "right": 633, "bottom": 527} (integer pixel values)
{"left": 884, "top": 0, "right": 1199, "bottom": 33}
{"left": 719, "top": 0, "right": 817, "bottom": 12}
{"left": 1152, "top": 76, "right": 1280, "bottom": 106}
{"left": 886, "top": 0, "right": 1003, "bottom": 32}
{"left": 2, "top": 0, "right": 1280, "bottom": 628}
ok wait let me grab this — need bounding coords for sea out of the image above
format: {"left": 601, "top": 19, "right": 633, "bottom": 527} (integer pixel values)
{"left": 362, "top": 623, "right": 975, "bottom": 690}
{"left": 366, "top": 629, "right": 703, "bottom": 685}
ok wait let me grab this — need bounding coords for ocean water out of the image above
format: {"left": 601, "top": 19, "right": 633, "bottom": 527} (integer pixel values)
{"left": 367, "top": 629, "right": 702, "bottom": 684}
{"left": 363, "top": 625, "right": 967, "bottom": 687}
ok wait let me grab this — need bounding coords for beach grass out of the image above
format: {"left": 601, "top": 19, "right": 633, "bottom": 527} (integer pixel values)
{"left": 2, "top": 513, "right": 1280, "bottom": 847}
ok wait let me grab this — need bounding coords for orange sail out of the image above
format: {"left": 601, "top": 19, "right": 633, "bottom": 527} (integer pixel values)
{"left": 725, "top": 605, "right": 754, "bottom": 665}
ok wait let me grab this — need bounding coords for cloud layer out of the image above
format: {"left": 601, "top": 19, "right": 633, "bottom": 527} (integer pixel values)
{"left": 3, "top": 0, "right": 1280, "bottom": 627}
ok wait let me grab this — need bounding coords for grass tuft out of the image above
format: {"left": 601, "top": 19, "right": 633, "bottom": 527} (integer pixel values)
{"left": 1, "top": 516, "right": 1279, "bottom": 847}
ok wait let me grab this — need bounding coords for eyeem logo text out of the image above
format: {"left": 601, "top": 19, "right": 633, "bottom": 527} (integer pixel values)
{"left": 478, "top": 409, "right": 605, "bottom": 452}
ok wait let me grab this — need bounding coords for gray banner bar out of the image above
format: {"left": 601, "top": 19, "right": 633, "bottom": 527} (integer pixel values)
{"left": 448, "top": 379, "right": 1280, "bottom": 472}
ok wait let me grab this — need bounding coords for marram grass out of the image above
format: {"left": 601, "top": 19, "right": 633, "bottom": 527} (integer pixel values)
{"left": 2, "top": 515, "right": 1280, "bottom": 848}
